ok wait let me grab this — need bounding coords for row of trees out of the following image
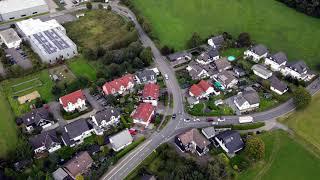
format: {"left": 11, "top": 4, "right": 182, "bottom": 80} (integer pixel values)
{"left": 278, "top": 0, "right": 320, "bottom": 17}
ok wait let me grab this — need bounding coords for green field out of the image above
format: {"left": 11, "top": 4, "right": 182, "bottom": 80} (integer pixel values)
{"left": 1, "top": 70, "right": 54, "bottom": 116}
{"left": 65, "top": 9, "right": 132, "bottom": 50}
{"left": 0, "top": 90, "right": 18, "bottom": 158}
{"left": 132, "top": 0, "right": 320, "bottom": 68}
{"left": 67, "top": 56, "right": 98, "bottom": 81}
{"left": 237, "top": 130, "right": 320, "bottom": 180}
{"left": 280, "top": 93, "right": 320, "bottom": 151}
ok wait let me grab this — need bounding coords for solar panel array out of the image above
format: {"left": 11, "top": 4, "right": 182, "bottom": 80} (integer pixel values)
{"left": 32, "top": 29, "right": 71, "bottom": 55}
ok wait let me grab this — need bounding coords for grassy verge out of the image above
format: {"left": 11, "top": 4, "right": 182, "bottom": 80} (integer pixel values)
{"left": 115, "top": 137, "right": 145, "bottom": 160}
{"left": 159, "top": 115, "right": 172, "bottom": 130}
{"left": 132, "top": 0, "right": 320, "bottom": 69}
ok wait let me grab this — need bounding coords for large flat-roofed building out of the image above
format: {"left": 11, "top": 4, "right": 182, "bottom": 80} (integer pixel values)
{"left": 16, "top": 18, "right": 78, "bottom": 64}
{"left": 0, "top": 0, "right": 49, "bottom": 22}
{"left": 0, "top": 28, "right": 22, "bottom": 48}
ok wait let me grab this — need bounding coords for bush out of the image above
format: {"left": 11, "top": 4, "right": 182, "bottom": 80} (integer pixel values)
{"left": 232, "top": 122, "right": 265, "bottom": 130}
{"left": 293, "top": 86, "right": 311, "bottom": 110}
{"left": 245, "top": 135, "right": 265, "bottom": 161}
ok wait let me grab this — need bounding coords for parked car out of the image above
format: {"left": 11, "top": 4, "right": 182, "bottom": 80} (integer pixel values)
{"left": 129, "top": 128, "right": 137, "bottom": 135}
{"left": 172, "top": 114, "right": 176, "bottom": 119}
{"left": 184, "top": 118, "right": 190, "bottom": 122}
{"left": 193, "top": 118, "right": 200, "bottom": 122}
{"left": 217, "top": 117, "right": 225, "bottom": 122}
{"left": 207, "top": 118, "right": 214, "bottom": 122}
{"left": 164, "top": 74, "right": 169, "bottom": 80}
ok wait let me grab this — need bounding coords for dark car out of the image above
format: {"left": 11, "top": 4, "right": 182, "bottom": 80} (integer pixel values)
{"left": 207, "top": 118, "right": 214, "bottom": 122}
{"left": 172, "top": 114, "right": 176, "bottom": 119}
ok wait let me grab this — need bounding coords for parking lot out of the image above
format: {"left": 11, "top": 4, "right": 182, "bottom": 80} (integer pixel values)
{"left": 4, "top": 48, "right": 32, "bottom": 69}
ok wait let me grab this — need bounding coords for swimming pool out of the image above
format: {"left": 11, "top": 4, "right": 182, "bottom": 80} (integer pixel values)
{"left": 228, "top": 56, "right": 236, "bottom": 61}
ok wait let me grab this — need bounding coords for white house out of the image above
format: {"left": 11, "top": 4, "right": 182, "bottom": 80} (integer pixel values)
{"left": 109, "top": 129, "right": 133, "bottom": 152}
{"left": 281, "top": 61, "right": 315, "bottom": 81}
{"left": 208, "top": 35, "right": 224, "bottom": 49}
{"left": 0, "top": 28, "right": 22, "bottom": 48}
{"left": 91, "top": 107, "right": 120, "bottom": 129}
{"left": 251, "top": 64, "right": 272, "bottom": 79}
{"left": 142, "top": 83, "right": 160, "bottom": 106}
{"left": 234, "top": 87, "right": 260, "bottom": 113}
{"left": 196, "top": 48, "right": 220, "bottom": 65}
{"left": 244, "top": 44, "right": 268, "bottom": 63}
{"left": 61, "top": 119, "right": 93, "bottom": 147}
{"left": 29, "top": 130, "right": 61, "bottom": 154}
{"left": 131, "top": 103, "right": 155, "bottom": 128}
{"left": 264, "top": 52, "right": 287, "bottom": 71}
{"left": 269, "top": 76, "right": 288, "bottom": 95}
{"left": 102, "top": 74, "right": 135, "bottom": 95}
{"left": 189, "top": 80, "right": 218, "bottom": 99}
{"left": 59, "top": 89, "right": 87, "bottom": 112}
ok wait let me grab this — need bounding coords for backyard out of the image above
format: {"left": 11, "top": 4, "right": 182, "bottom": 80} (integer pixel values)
{"left": 236, "top": 130, "right": 320, "bottom": 180}
{"left": 0, "top": 70, "right": 54, "bottom": 116}
{"left": 67, "top": 56, "right": 98, "bottom": 81}
{"left": 0, "top": 90, "right": 18, "bottom": 158}
{"left": 64, "top": 9, "right": 135, "bottom": 50}
{"left": 132, "top": 0, "right": 320, "bottom": 69}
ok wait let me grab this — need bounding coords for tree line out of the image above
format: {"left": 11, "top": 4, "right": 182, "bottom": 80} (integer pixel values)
{"left": 278, "top": 0, "right": 320, "bottom": 17}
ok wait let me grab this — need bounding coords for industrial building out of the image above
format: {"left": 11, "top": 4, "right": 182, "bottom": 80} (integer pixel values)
{"left": 16, "top": 18, "right": 78, "bottom": 64}
{"left": 0, "top": 28, "right": 22, "bottom": 48}
{"left": 0, "top": 0, "right": 49, "bottom": 22}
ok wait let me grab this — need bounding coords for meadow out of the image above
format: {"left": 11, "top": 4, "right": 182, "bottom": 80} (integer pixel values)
{"left": 67, "top": 56, "right": 98, "bottom": 81}
{"left": 132, "top": 0, "right": 320, "bottom": 68}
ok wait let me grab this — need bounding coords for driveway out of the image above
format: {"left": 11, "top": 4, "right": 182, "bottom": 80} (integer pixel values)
{"left": 48, "top": 101, "right": 67, "bottom": 127}
{"left": 83, "top": 89, "right": 104, "bottom": 111}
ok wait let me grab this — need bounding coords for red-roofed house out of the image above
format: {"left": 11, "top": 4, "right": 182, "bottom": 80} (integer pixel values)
{"left": 189, "top": 80, "right": 217, "bottom": 99}
{"left": 142, "top": 83, "right": 160, "bottom": 106}
{"left": 102, "top": 74, "right": 135, "bottom": 96}
{"left": 131, "top": 103, "right": 155, "bottom": 127}
{"left": 59, "top": 90, "right": 87, "bottom": 112}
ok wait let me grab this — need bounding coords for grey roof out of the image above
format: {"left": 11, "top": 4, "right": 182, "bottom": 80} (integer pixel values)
{"left": 202, "top": 127, "right": 216, "bottom": 139}
{"left": 215, "top": 57, "right": 231, "bottom": 71}
{"left": 217, "top": 71, "right": 237, "bottom": 86}
{"left": 207, "top": 47, "right": 219, "bottom": 58}
{"left": 243, "top": 87, "right": 260, "bottom": 104}
{"left": 52, "top": 168, "right": 69, "bottom": 180}
{"left": 20, "top": 107, "right": 51, "bottom": 126}
{"left": 233, "top": 67, "right": 246, "bottom": 77}
{"left": 135, "top": 69, "right": 156, "bottom": 83}
{"left": 234, "top": 95, "right": 248, "bottom": 106}
{"left": 29, "top": 129, "right": 60, "bottom": 150}
{"left": 197, "top": 52, "right": 211, "bottom": 62}
{"left": 167, "top": 51, "right": 192, "bottom": 61}
{"left": 0, "top": 28, "right": 21, "bottom": 44}
{"left": 267, "top": 52, "right": 287, "bottom": 64}
{"left": 287, "top": 61, "right": 309, "bottom": 74}
{"left": 252, "top": 64, "right": 272, "bottom": 77}
{"left": 215, "top": 130, "right": 244, "bottom": 154}
{"left": 270, "top": 76, "right": 288, "bottom": 92}
{"left": 188, "top": 61, "right": 208, "bottom": 79}
{"left": 187, "top": 96, "right": 198, "bottom": 105}
{"left": 209, "top": 35, "right": 224, "bottom": 47}
{"left": 64, "top": 119, "right": 90, "bottom": 139}
{"left": 109, "top": 129, "right": 133, "bottom": 150}
{"left": 93, "top": 107, "right": 120, "bottom": 125}
{"left": 250, "top": 44, "right": 268, "bottom": 55}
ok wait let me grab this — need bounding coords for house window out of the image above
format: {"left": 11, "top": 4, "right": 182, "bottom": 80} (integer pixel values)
{"left": 9, "top": 17, "right": 15, "bottom": 20}
{"left": 33, "top": 12, "right": 38, "bottom": 14}
{"left": 21, "top": 14, "right": 26, "bottom": 17}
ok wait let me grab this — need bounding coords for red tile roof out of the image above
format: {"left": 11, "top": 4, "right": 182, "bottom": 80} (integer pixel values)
{"left": 59, "top": 90, "right": 85, "bottom": 108}
{"left": 102, "top": 74, "right": 134, "bottom": 95}
{"left": 142, "top": 83, "right": 160, "bottom": 99}
{"left": 189, "top": 80, "right": 212, "bottom": 98}
{"left": 131, "top": 103, "right": 154, "bottom": 122}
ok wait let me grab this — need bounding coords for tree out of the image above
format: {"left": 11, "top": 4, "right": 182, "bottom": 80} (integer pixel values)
{"left": 51, "top": 85, "right": 62, "bottom": 96}
{"left": 98, "top": 4, "right": 103, "bottom": 9}
{"left": 75, "top": 175, "right": 84, "bottom": 180}
{"left": 186, "top": 32, "right": 202, "bottom": 48}
{"left": 293, "top": 86, "right": 311, "bottom": 109}
{"left": 207, "top": 156, "right": 231, "bottom": 180}
{"left": 237, "top": 32, "right": 251, "bottom": 47}
{"left": 142, "top": 21, "right": 151, "bottom": 33}
{"left": 107, "top": 5, "right": 112, "bottom": 11}
{"left": 132, "top": 57, "right": 144, "bottom": 69}
{"left": 261, "top": 80, "right": 271, "bottom": 89}
{"left": 86, "top": 2, "right": 93, "bottom": 10}
{"left": 139, "top": 47, "right": 153, "bottom": 66}
{"left": 160, "top": 45, "right": 172, "bottom": 55}
{"left": 245, "top": 135, "right": 265, "bottom": 161}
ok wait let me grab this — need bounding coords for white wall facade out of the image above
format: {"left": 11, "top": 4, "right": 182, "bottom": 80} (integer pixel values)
{"left": 60, "top": 98, "right": 86, "bottom": 112}
{"left": 270, "top": 86, "right": 287, "bottom": 95}
{"left": 0, "top": 4, "right": 49, "bottom": 22}
{"left": 264, "top": 58, "right": 286, "bottom": 71}
{"left": 244, "top": 50, "right": 267, "bottom": 63}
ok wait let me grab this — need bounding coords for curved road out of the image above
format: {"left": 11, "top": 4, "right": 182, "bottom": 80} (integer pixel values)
{"left": 101, "top": 2, "right": 320, "bottom": 180}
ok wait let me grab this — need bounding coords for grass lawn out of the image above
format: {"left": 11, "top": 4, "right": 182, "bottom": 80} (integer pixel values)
{"left": 132, "top": 0, "right": 320, "bottom": 69}
{"left": 279, "top": 92, "right": 320, "bottom": 151}
{"left": 64, "top": 9, "right": 132, "bottom": 50}
{"left": 67, "top": 56, "right": 98, "bottom": 81}
{"left": 48, "top": 65, "right": 77, "bottom": 88}
{"left": 237, "top": 130, "right": 320, "bottom": 180}
{"left": 1, "top": 70, "right": 54, "bottom": 116}
{"left": 0, "top": 90, "right": 18, "bottom": 158}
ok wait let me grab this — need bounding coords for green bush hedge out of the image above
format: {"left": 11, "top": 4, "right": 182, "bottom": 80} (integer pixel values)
{"left": 215, "top": 122, "right": 265, "bottom": 130}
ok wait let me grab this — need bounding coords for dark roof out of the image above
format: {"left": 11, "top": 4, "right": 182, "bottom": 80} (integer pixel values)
{"left": 287, "top": 61, "right": 309, "bottom": 74}
{"left": 267, "top": 52, "right": 287, "bottom": 64}
{"left": 64, "top": 119, "right": 90, "bottom": 139}
{"left": 167, "top": 51, "right": 192, "bottom": 61}
{"left": 242, "top": 87, "right": 260, "bottom": 104}
{"left": 215, "top": 130, "right": 244, "bottom": 154}
{"left": 215, "top": 57, "right": 231, "bottom": 71}
{"left": 233, "top": 67, "right": 246, "bottom": 77}
{"left": 250, "top": 44, "right": 268, "bottom": 55}
{"left": 29, "top": 129, "right": 60, "bottom": 150}
{"left": 270, "top": 76, "right": 288, "bottom": 92}
{"left": 209, "top": 35, "right": 224, "bottom": 47}
{"left": 93, "top": 107, "right": 120, "bottom": 125}
{"left": 20, "top": 107, "right": 51, "bottom": 126}
{"left": 135, "top": 69, "right": 156, "bottom": 83}
{"left": 207, "top": 48, "right": 219, "bottom": 58}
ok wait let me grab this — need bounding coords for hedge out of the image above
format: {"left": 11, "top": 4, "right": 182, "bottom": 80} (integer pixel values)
{"left": 115, "top": 137, "right": 145, "bottom": 160}
{"left": 215, "top": 122, "right": 265, "bottom": 130}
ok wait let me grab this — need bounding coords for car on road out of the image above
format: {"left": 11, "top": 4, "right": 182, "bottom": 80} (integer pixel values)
{"left": 207, "top": 118, "right": 215, "bottom": 122}
{"left": 184, "top": 118, "right": 190, "bottom": 122}
{"left": 217, "top": 117, "right": 225, "bottom": 122}
{"left": 172, "top": 114, "right": 176, "bottom": 119}
{"left": 193, "top": 118, "right": 200, "bottom": 122}
{"left": 164, "top": 74, "right": 169, "bottom": 80}
{"left": 212, "top": 121, "right": 218, "bottom": 125}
